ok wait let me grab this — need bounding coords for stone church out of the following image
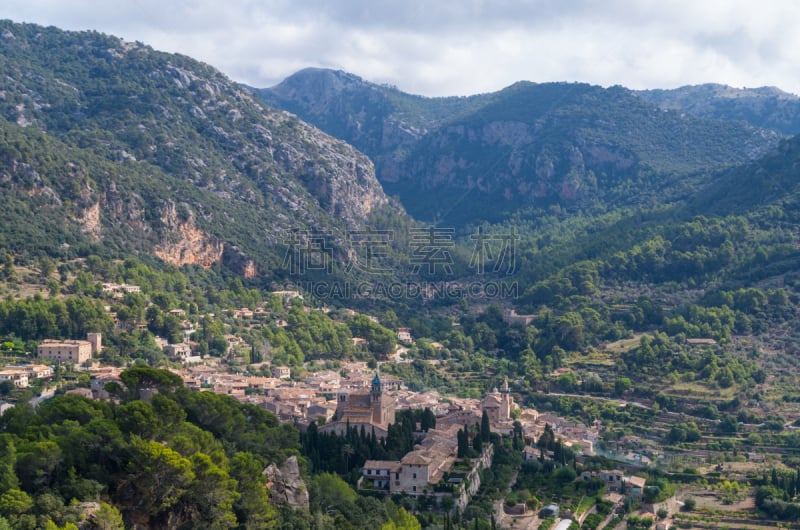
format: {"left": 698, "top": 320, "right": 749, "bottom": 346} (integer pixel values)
{"left": 480, "top": 378, "right": 514, "bottom": 424}
{"left": 319, "top": 373, "right": 395, "bottom": 439}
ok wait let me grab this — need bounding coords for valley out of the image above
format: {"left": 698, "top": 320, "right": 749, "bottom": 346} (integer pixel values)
{"left": 1, "top": 17, "right": 800, "bottom": 530}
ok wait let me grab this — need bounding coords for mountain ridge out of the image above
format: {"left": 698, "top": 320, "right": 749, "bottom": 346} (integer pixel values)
{"left": 636, "top": 83, "right": 800, "bottom": 136}
{"left": 259, "top": 69, "right": 780, "bottom": 224}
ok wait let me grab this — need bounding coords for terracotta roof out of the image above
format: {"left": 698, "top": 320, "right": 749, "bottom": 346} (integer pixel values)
{"left": 363, "top": 460, "right": 401, "bottom": 471}
{"left": 626, "top": 476, "right": 647, "bottom": 488}
{"left": 401, "top": 452, "right": 431, "bottom": 466}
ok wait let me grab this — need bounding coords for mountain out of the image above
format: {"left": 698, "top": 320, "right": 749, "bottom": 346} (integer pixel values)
{"left": 545, "top": 129, "right": 800, "bottom": 286}
{"left": 259, "top": 70, "right": 780, "bottom": 224}
{"left": 636, "top": 84, "right": 800, "bottom": 136}
{"left": 689, "top": 134, "right": 800, "bottom": 216}
{"left": 257, "top": 68, "right": 493, "bottom": 178}
{"left": 0, "top": 21, "right": 404, "bottom": 281}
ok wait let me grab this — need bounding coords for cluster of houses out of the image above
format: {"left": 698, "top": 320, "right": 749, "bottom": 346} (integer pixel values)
{"left": 101, "top": 283, "right": 141, "bottom": 296}
{"left": 5, "top": 333, "right": 603, "bottom": 509}
{"left": 0, "top": 363, "right": 54, "bottom": 389}
{"left": 0, "top": 334, "right": 105, "bottom": 390}
{"left": 0, "top": 334, "right": 619, "bottom": 519}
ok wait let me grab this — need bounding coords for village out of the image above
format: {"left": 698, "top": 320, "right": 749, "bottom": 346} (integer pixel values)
{"left": 0, "top": 287, "right": 667, "bottom": 528}
{"left": 0, "top": 334, "right": 662, "bottom": 522}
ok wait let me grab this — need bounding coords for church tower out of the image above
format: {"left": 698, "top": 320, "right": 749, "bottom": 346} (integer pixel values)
{"left": 500, "top": 377, "right": 513, "bottom": 420}
{"left": 371, "top": 372, "right": 382, "bottom": 401}
{"left": 370, "top": 372, "right": 394, "bottom": 426}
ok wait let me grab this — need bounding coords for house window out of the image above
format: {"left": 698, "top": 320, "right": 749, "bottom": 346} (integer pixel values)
{"left": 367, "top": 470, "right": 372, "bottom": 475}
{"left": 412, "top": 473, "right": 417, "bottom": 479}
{"left": 412, "top": 486, "right": 416, "bottom": 492}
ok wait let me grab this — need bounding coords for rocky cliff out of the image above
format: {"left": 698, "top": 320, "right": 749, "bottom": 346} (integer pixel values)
{"left": 153, "top": 201, "right": 224, "bottom": 268}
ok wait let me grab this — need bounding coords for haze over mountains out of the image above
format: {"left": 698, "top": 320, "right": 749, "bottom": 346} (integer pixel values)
{"left": 259, "top": 68, "right": 783, "bottom": 224}
{"left": 637, "top": 84, "right": 800, "bottom": 137}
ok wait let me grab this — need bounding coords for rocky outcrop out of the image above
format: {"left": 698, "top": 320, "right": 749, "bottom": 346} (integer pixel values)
{"left": 263, "top": 455, "right": 309, "bottom": 511}
{"left": 223, "top": 245, "right": 257, "bottom": 278}
{"left": 153, "top": 202, "right": 224, "bottom": 268}
{"left": 266, "top": 110, "right": 387, "bottom": 228}
{"left": 102, "top": 183, "right": 150, "bottom": 236}
{"left": 78, "top": 201, "right": 102, "bottom": 240}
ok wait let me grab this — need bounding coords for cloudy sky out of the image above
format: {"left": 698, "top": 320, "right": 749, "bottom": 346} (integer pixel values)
{"left": 2, "top": 0, "right": 799, "bottom": 97}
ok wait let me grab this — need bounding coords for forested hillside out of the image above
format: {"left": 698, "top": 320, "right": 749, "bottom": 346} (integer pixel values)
{"left": 0, "top": 21, "right": 409, "bottom": 283}
{"left": 0, "top": 366, "right": 299, "bottom": 529}
{"left": 5, "top": 18, "right": 800, "bottom": 530}
{"left": 260, "top": 69, "right": 779, "bottom": 224}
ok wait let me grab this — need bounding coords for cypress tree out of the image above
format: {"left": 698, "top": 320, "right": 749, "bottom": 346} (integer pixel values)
{"left": 481, "top": 410, "right": 491, "bottom": 442}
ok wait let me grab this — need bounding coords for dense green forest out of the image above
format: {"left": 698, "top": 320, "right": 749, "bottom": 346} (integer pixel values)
{"left": 0, "top": 366, "right": 297, "bottom": 529}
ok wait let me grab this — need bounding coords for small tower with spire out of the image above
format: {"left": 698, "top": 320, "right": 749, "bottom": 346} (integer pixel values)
{"left": 370, "top": 371, "right": 382, "bottom": 400}
{"left": 369, "top": 371, "right": 394, "bottom": 425}
{"left": 499, "top": 377, "right": 513, "bottom": 420}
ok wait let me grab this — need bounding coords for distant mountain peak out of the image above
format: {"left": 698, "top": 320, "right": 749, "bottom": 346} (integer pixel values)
{"left": 636, "top": 84, "right": 800, "bottom": 136}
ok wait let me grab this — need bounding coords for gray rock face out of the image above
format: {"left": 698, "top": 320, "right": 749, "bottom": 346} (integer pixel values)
{"left": 263, "top": 455, "right": 309, "bottom": 511}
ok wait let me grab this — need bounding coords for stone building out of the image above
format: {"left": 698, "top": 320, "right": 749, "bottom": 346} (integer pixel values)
{"left": 37, "top": 334, "right": 99, "bottom": 364}
{"left": 87, "top": 332, "right": 103, "bottom": 354}
{"left": 359, "top": 426, "right": 494, "bottom": 510}
{"left": 165, "top": 343, "right": 193, "bottom": 362}
{"left": 320, "top": 372, "right": 395, "bottom": 438}
{"left": 271, "top": 366, "right": 291, "bottom": 379}
{"left": 480, "top": 378, "right": 514, "bottom": 424}
{"left": 0, "top": 369, "right": 29, "bottom": 388}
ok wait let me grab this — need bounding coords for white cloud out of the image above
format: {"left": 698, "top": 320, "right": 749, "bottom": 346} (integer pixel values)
{"left": 1, "top": 0, "right": 800, "bottom": 96}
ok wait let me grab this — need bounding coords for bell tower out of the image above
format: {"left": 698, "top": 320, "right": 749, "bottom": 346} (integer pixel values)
{"left": 370, "top": 372, "right": 382, "bottom": 401}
